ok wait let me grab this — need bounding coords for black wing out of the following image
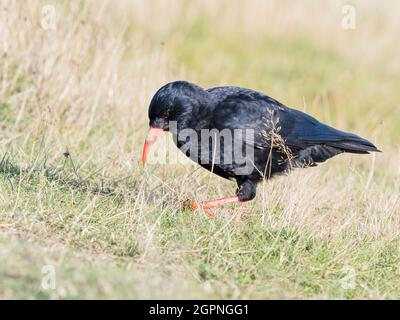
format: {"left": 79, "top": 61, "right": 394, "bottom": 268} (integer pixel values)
{"left": 278, "top": 108, "right": 380, "bottom": 154}
{"left": 209, "top": 90, "right": 379, "bottom": 164}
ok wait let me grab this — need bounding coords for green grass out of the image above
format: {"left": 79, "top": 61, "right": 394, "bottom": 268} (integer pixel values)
{"left": 1, "top": 152, "right": 399, "bottom": 299}
{"left": 0, "top": 233, "right": 212, "bottom": 299}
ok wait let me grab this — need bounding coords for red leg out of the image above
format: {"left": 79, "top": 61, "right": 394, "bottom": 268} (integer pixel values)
{"left": 235, "top": 201, "right": 247, "bottom": 223}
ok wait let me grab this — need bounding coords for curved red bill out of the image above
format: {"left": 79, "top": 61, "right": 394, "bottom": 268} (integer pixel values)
{"left": 141, "top": 127, "right": 163, "bottom": 167}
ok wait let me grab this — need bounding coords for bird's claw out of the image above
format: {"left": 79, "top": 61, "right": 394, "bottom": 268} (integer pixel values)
{"left": 202, "top": 206, "right": 216, "bottom": 217}
{"left": 178, "top": 200, "right": 216, "bottom": 217}
{"left": 178, "top": 199, "right": 198, "bottom": 210}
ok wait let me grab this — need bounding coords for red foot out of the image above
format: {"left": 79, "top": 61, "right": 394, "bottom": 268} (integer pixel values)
{"left": 179, "top": 196, "right": 246, "bottom": 221}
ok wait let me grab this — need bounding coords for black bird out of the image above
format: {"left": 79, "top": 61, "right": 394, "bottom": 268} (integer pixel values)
{"left": 141, "top": 81, "right": 380, "bottom": 221}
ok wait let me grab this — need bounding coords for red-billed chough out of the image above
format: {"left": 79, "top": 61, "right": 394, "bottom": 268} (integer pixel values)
{"left": 141, "top": 81, "right": 380, "bottom": 221}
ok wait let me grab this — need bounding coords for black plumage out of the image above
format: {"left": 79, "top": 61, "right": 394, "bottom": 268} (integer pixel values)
{"left": 143, "top": 80, "right": 380, "bottom": 211}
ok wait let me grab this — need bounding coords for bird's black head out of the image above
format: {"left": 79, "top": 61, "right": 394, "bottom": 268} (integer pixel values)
{"left": 141, "top": 81, "right": 208, "bottom": 166}
{"left": 147, "top": 80, "right": 207, "bottom": 131}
